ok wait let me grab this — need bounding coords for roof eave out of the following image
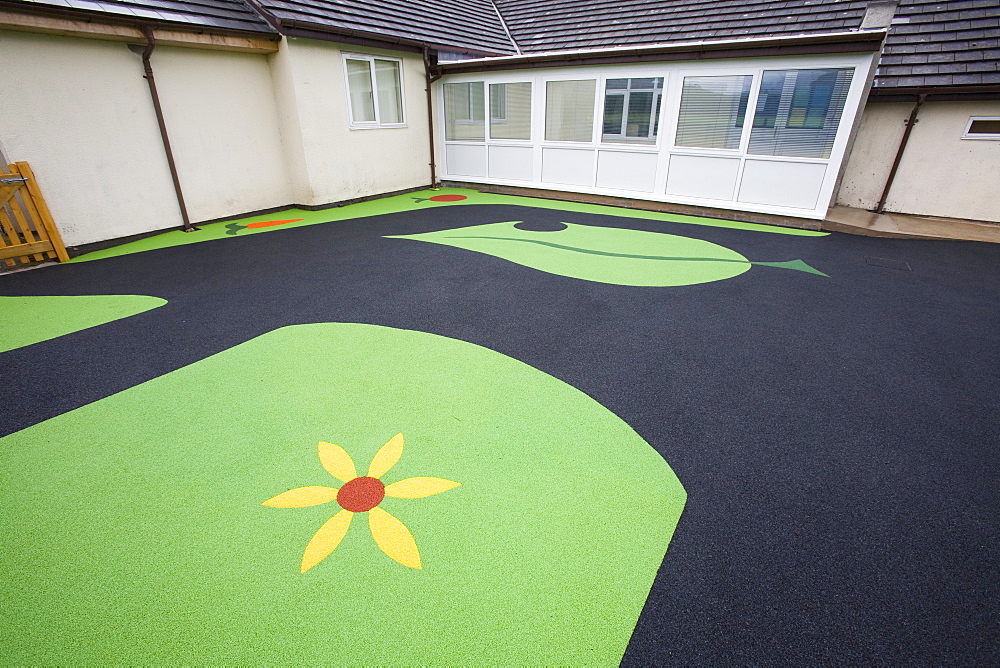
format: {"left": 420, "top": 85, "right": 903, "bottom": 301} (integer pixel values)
{"left": 0, "top": 0, "right": 279, "bottom": 41}
{"left": 275, "top": 17, "right": 513, "bottom": 57}
{"left": 439, "top": 30, "right": 887, "bottom": 74}
{"left": 869, "top": 84, "right": 1000, "bottom": 102}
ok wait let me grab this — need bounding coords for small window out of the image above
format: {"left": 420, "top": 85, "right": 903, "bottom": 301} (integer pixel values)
{"left": 601, "top": 77, "right": 663, "bottom": 145}
{"left": 545, "top": 79, "right": 596, "bottom": 142}
{"left": 344, "top": 55, "right": 404, "bottom": 127}
{"left": 675, "top": 75, "right": 752, "bottom": 150}
{"left": 490, "top": 82, "right": 532, "bottom": 140}
{"left": 444, "top": 82, "right": 485, "bottom": 141}
{"left": 963, "top": 117, "right": 1000, "bottom": 140}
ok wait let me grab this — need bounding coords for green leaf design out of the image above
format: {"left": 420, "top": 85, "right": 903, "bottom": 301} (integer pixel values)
{"left": 388, "top": 222, "right": 827, "bottom": 287}
{"left": 388, "top": 221, "right": 752, "bottom": 287}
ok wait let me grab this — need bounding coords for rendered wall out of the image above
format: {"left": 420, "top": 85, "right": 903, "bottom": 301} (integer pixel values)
{"left": 837, "top": 100, "right": 1000, "bottom": 222}
{"left": 0, "top": 30, "right": 182, "bottom": 246}
{"left": 0, "top": 30, "right": 292, "bottom": 246}
{"left": 269, "top": 38, "right": 431, "bottom": 206}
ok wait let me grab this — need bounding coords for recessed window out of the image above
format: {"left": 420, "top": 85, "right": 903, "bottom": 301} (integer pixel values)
{"left": 344, "top": 55, "right": 404, "bottom": 127}
{"left": 963, "top": 117, "right": 1000, "bottom": 140}
{"left": 444, "top": 82, "right": 485, "bottom": 141}
{"left": 489, "top": 82, "right": 532, "bottom": 140}
{"left": 748, "top": 68, "right": 854, "bottom": 158}
{"left": 545, "top": 79, "right": 596, "bottom": 142}
{"left": 675, "top": 75, "right": 752, "bottom": 150}
{"left": 601, "top": 77, "right": 664, "bottom": 145}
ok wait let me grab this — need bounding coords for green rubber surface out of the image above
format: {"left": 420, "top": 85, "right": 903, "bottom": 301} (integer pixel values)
{"left": 0, "top": 323, "right": 686, "bottom": 665}
{"left": 0, "top": 295, "right": 167, "bottom": 353}
{"left": 71, "top": 188, "right": 827, "bottom": 263}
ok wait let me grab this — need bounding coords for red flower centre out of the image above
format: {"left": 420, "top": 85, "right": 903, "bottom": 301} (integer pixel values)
{"left": 428, "top": 194, "right": 467, "bottom": 202}
{"left": 337, "top": 477, "right": 385, "bottom": 512}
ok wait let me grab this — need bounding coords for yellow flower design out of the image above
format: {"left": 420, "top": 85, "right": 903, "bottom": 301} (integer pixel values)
{"left": 263, "top": 433, "right": 460, "bottom": 572}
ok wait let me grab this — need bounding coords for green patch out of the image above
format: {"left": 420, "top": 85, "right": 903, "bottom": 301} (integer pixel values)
{"left": 389, "top": 222, "right": 827, "bottom": 287}
{"left": 0, "top": 324, "right": 685, "bottom": 665}
{"left": 0, "top": 295, "right": 167, "bottom": 353}
{"left": 71, "top": 188, "right": 826, "bottom": 263}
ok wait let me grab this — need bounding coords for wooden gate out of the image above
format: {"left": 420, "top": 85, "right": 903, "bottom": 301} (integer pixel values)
{"left": 1, "top": 161, "right": 68, "bottom": 268}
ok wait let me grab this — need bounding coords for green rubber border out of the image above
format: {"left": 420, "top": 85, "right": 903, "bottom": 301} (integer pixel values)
{"left": 71, "top": 188, "right": 827, "bottom": 264}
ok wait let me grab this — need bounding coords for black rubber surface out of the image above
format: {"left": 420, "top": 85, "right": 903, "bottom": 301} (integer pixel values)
{"left": 2, "top": 204, "right": 998, "bottom": 664}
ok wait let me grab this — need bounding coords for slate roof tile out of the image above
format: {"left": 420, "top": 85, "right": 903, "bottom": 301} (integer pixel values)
{"left": 8, "top": 0, "right": 276, "bottom": 33}
{"left": 877, "top": 0, "right": 1000, "bottom": 89}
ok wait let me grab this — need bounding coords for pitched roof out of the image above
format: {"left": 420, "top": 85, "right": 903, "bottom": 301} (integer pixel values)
{"left": 873, "top": 0, "right": 1000, "bottom": 90}
{"left": 252, "top": 0, "right": 517, "bottom": 55}
{"left": 5, "top": 0, "right": 276, "bottom": 35}
{"left": 494, "top": 0, "right": 871, "bottom": 53}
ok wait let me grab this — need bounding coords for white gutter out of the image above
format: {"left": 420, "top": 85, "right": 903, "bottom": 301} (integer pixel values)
{"left": 445, "top": 29, "right": 889, "bottom": 66}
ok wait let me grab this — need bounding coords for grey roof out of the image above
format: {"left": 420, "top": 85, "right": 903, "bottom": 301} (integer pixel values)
{"left": 254, "top": 0, "right": 517, "bottom": 55}
{"left": 5, "top": 0, "right": 277, "bottom": 35}
{"left": 494, "top": 0, "right": 871, "bottom": 53}
{"left": 874, "top": 0, "right": 1000, "bottom": 90}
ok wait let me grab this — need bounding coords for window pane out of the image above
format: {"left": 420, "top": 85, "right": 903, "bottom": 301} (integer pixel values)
{"left": 374, "top": 59, "right": 403, "bottom": 124}
{"left": 602, "top": 78, "right": 663, "bottom": 145}
{"left": 545, "top": 79, "right": 596, "bottom": 142}
{"left": 603, "top": 94, "right": 624, "bottom": 135}
{"left": 748, "top": 68, "right": 854, "bottom": 159}
{"left": 489, "top": 82, "right": 531, "bottom": 140}
{"left": 444, "top": 82, "right": 485, "bottom": 141}
{"left": 675, "top": 75, "right": 751, "bottom": 150}
{"left": 968, "top": 119, "right": 1000, "bottom": 134}
{"left": 346, "top": 59, "right": 375, "bottom": 123}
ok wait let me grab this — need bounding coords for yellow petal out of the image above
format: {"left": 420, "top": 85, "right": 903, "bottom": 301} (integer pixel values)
{"left": 368, "top": 506, "right": 421, "bottom": 569}
{"left": 384, "top": 477, "right": 461, "bottom": 499}
{"left": 262, "top": 486, "right": 339, "bottom": 508}
{"left": 367, "top": 433, "right": 404, "bottom": 479}
{"left": 318, "top": 441, "right": 358, "bottom": 483}
{"left": 301, "top": 510, "right": 353, "bottom": 573}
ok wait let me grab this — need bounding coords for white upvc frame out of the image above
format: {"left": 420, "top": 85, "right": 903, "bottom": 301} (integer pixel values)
{"left": 342, "top": 53, "right": 406, "bottom": 129}
{"left": 435, "top": 51, "right": 876, "bottom": 219}
{"left": 962, "top": 116, "right": 1000, "bottom": 140}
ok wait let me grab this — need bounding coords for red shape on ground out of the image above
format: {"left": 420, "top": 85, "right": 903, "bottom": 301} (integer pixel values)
{"left": 428, "top": 195, "right": 467, "bottom": 202}
{"left": 246, "top": 218, "right": 304, "bottom": 229}
{"left": 337, "top": 476, "right": 386, "bottom": 512}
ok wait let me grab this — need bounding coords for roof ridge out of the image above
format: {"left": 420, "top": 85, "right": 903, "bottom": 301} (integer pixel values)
{"left": 489, "top": 0, "right": 521, "bottom": 54}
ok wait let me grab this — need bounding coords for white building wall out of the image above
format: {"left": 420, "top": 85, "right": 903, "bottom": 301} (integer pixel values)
{"left": 149, "top": 45, "right": 292, "bottom": 225}
{"left": 837, "top": 100, "right": 1000, "bottom": 222}
{"left": 270, "top": 38, "right": 431, "bottom": 206}
{"left": 0, "top": 30, "right": 182, "bottom": 246}
{"left": 0, "top": 29, "right": 432, "bottom": 247}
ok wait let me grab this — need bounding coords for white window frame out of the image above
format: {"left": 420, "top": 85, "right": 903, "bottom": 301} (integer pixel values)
{"left": 962, "top": 116, "right": 1000, "bottom": 140}
{"left": 342, "top": 54, "right": 406, "bottom": 129}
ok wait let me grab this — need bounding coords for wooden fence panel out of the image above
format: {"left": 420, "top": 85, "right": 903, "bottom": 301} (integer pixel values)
{"left": 0, "top": 162, "right": 68, "bottom": 268}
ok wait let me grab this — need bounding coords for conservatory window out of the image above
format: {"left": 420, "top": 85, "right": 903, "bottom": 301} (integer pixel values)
{"left": 489, "top": 82, "right": 532, "bottom": 140}
{"left": 444, "top": 82, "right": 485, "bottom": 141}
{"left": 602, "top": 77, "right": 663, "bottom": 145}
{"left": 747, "top": 68, "right": 854, "bottom": 159}
{"left": 545, "top": 79, "right": 597, "bottom": 142}
{"left": 674, "top": 75, "right": 752, "bottom": 150}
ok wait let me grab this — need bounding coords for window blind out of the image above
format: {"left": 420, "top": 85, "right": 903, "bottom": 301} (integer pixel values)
{"left": 490, "top": 82, "right": 532, "bottom": 140}
{"left": 748, "top": 68, "right": 854, "bottom": 159}
{"left": 444, "top": 82, "right": 485, "bottom": 141}
{"left": 674, "top": 75, "right": 751, "bottom": 150}
{"left": 545, "top": 80, "right": 596, "bottom": 142}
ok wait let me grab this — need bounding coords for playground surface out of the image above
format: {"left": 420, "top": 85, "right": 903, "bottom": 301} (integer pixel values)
{"left": 1, "top": 189, "right": 998, "bottom": 664}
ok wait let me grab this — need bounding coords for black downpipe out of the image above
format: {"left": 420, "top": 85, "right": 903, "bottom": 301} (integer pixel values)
{"left": 140, "top": 27, "right": 195, "bottom": 232}
{"left": 875, "top": 93, "right": 927, "bottom": 214}
{"left": 423, "top": 47, "right": 443, "bottom": 189}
